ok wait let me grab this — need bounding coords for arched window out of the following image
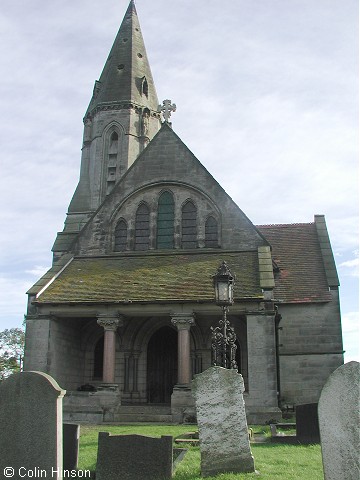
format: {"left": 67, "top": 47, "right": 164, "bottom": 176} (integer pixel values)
{"left": 157, "top": 191, "right": 175, "bottom": 249}
{"left": 205, "top": 216, "right": 219, "bottom": 248}
{"left": 107, "top": 131, "right": 119, "bottom": 194}
{"left": 141, "top": 76, "right": 149, "bottom": 98}
{"left": 182, "top": 201, "right": 197, "bottom": 248}
{"left": 114, "top": 219, "right": 127, "bottom": 252}
{"left": 135, "top": 203, "right": 150, "bottom": 250}
{"left": 93, "top": 336, "right": 104, "bottom": 380}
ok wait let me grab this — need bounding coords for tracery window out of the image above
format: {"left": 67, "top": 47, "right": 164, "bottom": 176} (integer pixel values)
{"left": 181, "top": 201, "right": 197, "bottom": 248}
{"left": 157, "top": 191, "right": 175, "bottom": 249}
{"left": 205, "top": 216, "right": 218, "bottom": 248}
{"left": 135, "top": 203, "right": 150, "bottom": 250}
{"left": 114, "top": 219, "right": 127, "bottom": 251}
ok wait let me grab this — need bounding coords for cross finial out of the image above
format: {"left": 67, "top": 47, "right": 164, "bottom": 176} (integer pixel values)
{"left": 158, "top": 99, "right": 176, "bottom": 123}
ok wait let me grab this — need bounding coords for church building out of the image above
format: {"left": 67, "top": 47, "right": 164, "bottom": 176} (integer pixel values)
{"left": 24, "top": 1, "right": 343, "bottom": 424}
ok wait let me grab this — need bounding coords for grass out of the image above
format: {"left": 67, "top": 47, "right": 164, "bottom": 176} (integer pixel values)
{"left": 78, "top": 424, "right": 324, "bottom": 479}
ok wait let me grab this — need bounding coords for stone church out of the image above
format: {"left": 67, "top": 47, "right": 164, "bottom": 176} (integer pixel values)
{"left": 24, "top": 1, "right": 343, "bottom": 423}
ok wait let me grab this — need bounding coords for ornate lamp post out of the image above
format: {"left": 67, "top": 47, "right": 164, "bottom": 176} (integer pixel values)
{"left": 211, "top": 261, "right": 238, "bottom": 369}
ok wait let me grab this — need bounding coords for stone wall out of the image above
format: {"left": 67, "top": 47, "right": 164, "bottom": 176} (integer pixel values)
{"left": 25, "top": 316, "right": 86, "bottom": 390}
{"left": 278, "top": 295, "right": 343, "bottom": 406}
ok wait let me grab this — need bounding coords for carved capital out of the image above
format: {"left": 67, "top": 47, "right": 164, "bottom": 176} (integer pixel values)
{"left": 171, "top": 313, "right": 195, "bottom": 331}
{"left": 97, "top": 313, "right": 124, "bottom": 331}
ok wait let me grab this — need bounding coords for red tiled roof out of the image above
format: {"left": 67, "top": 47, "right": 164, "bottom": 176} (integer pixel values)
{"left": 257, "top": 223, "right": 332, "bottom": 303}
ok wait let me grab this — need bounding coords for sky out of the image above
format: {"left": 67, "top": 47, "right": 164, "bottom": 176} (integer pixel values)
{"left": 0, "top": 1, "right": 358, "bottom": 361}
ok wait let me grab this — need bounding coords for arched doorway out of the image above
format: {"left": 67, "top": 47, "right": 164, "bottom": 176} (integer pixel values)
{"left": 93, "top": 336, "right": 104, "bottom": 381}
{"left": 147, "top": 326, "right": 177, "bottom": 404}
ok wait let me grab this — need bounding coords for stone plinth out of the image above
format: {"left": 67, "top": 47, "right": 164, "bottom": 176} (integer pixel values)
{"left": 192, "top": 366, "right": 255, "bottom": 477}
{"left": 0, "top": 371, "right": 65, "bottom": 479}
{"left": 318, "top": 361, "right": 360, "bottom": 480}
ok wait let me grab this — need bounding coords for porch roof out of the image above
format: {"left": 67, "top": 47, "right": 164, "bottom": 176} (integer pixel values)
{"left": 33, "top": 251, "right": 263, "bottom": 304}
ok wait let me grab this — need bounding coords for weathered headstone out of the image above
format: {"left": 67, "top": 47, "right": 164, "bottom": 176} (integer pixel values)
{"left": 63, "top": 424, "right": 80, "bottom": 471}
{"left": 0, "top": 371, "right": 66, "bottom": 479}
{"left": 192, "top": 366, "right": 255, "bottom": 477}
{"left": 96, "top": 433, "right": 173, "bottom": 480}
{"left": 318, "top": 361, "right": 360, "bottom": 480}
{"left": 296, "top": 403, "right": 320, "bottom": 443}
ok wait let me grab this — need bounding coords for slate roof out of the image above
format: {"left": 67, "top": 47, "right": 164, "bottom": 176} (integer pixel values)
{"left": 257, "top": 223, "right": 333, "bottom": 303}
{"left": 34, "top": 251, "right": 262, "bottom": 304}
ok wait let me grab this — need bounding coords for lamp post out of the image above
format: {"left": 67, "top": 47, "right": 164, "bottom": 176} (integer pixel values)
{"left": 211, "top": 261, "right": 238, "bottom": 369}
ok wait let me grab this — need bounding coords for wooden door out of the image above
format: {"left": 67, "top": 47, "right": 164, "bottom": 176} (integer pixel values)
{"left": 147, "top": 326, "right": 177, "bottom": 404}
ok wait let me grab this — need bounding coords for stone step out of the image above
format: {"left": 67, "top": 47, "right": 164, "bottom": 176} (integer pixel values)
{"left": 113, "top": 413, "right": 173, "bottom": 423}
{"left": 118, "top": 405, "right": 171, "bottom": 415}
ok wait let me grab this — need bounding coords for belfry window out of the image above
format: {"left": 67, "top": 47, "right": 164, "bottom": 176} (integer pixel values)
{"left": 107, "top": 131, "right": 119, "bottom": 194}
{"left": 205, "top": 216, "right": 219, "bottom": 248}
{"left": 114, "top": 219, "right": 127, "bottom": 252}
{"left": 135, "top": 203, "right": 150, "bottom": 250}
{"left": 181, "top": 201, "right": 197, "bottom": 248}
{"left": 157, "top": 191, "right": 175, "bottom": 249}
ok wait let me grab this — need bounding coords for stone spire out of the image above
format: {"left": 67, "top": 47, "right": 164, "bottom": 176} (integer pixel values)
{"left": 61, "top": 0, "right": 161, "bottom": 238}
{"left": 85, "top": 0, "right": 159, "bottom": 116}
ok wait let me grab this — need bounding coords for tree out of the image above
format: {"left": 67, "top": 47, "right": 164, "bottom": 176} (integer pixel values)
{"left": 0, "top": 328, "right": 25, "bottom": 381}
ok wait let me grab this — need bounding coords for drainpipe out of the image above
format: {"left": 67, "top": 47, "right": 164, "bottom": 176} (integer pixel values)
{"left": 274, "top": 305, "right": 282, "bottom": 408}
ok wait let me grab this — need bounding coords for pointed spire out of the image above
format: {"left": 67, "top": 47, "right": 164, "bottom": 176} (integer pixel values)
{"left": 86, "top": 0, "right": 158, "bottom": 117}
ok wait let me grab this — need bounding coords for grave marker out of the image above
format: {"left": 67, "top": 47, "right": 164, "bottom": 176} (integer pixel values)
{"left": 192, "top": 366, "right": 255, "bottom": 477}
{"left": 96, "top": 433, "right": 173, "bottom": 480}
{"left": 0, "top": 371, "right": 66, "bottom": 479}
{"left": 318, "top": 361, "right": 360, "bottom": 480}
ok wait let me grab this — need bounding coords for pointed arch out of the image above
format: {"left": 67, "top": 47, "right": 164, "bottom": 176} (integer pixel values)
{"left": 105, "top": 127, "right": 121, "bottom": 195}
{"left": 205, "top": 216, "right": 219, "bottom": 248}
{"left": 141, "top": 76, "right": 149, "bottom": 98}
{"left": 157, "top": 191, "right": 175, "bottom": 249}
{"left": 114, "top": 219, "right": 127, "bottom": 252}
{"left": 135, "top": 202, "right": 150, "bottom": 250}
{"left": 181, "top": 200, "right": 197, "bottom": 249}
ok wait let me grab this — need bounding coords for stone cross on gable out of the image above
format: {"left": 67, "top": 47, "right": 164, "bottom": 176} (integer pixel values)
{"left": 158, "top": 99, "right": 176, "bottom": 123}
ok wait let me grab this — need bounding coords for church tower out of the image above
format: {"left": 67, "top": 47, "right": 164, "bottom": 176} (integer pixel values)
{"left": 64, "top": 0, "right": 160, "bottom": 234}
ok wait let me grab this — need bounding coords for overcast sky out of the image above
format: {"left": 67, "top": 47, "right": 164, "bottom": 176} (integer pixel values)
{"left": 0, "top": 0, "right": 358, "bottom": 361}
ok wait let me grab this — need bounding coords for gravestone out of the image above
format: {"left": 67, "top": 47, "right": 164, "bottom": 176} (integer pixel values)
{"left": 63, "top": 424, "right": 80, "bottom": 470}
{"left": 96, "top": 433, "right": 173, "bottom": 480}
{"left": 0, "top": 371, "right": 66, "bottom": 479}
{"left": 318, "top": 361, "right": 360, "bottom": 480}
{"left": 296, "top": 403, "right": 320, "bottom": 443}
{"left": 192, "top": 366, "right": 255, "bottom": 477}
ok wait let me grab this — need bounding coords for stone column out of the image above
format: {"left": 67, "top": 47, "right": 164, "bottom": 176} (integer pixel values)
{"left": 171, "top": 313, "right": 195, "bottom": 386}
{"left": 170, "top": 313, "right": 196, "bottom": 423}
{"left": 97, "top": 314, "right": 123, "bottom": 385}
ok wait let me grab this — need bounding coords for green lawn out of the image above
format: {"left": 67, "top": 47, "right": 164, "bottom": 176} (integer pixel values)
{"left": 78, "top": 424, "right": 324, "bottom": 479}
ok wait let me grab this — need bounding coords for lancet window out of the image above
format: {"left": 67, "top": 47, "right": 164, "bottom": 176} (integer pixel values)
{"left": 205, "top": 216, "right": 219, "bottom": 248}
{"left": 114, "top": 219, "right": 127, "bottom": 251}
{"left": 181, "top": 201, "right": 197, "bottom": 249}
{"left": 135, "top": 203, "right": 150, "bottom": 250}
{"left": 106, "top": 131, "right": 119, "bottom": 194}
{"left": 157, "top": 191, "right": 175, "bottom": 249}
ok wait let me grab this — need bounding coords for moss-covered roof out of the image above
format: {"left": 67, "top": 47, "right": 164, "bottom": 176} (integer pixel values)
{"left": 34, "top": 251, "right": 262, "bottom": 304}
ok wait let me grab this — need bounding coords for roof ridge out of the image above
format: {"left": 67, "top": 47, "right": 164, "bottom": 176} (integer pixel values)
{"left": 257, "top": 222, "right": 314, "bottom": 228}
